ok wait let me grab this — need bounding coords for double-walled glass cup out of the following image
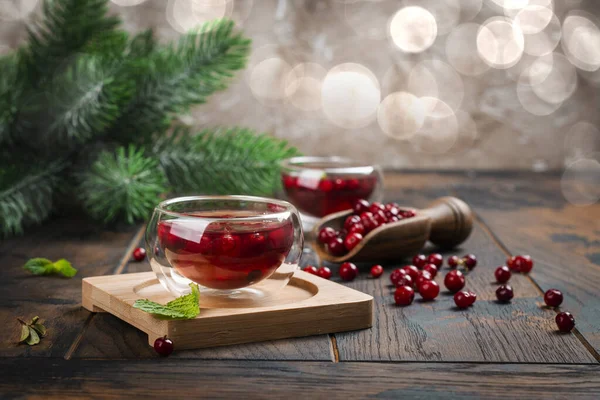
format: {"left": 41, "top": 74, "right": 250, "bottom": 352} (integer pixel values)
{"left": 280, "top": 156, "right": 384, "bottom": 227}
{"left": 146, "top": 196, "right": 303, "bottom": 302}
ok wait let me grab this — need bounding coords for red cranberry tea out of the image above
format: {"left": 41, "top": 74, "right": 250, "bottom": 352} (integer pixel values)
{"left": 282, "top": 173, "right": 377, "bottom": 217}
{"left": 158, "top": 213, "right": 294, "bottom": 290}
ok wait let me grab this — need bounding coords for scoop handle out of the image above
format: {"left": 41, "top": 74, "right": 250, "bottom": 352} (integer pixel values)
{"left": 420, "top": 196, "right": 473, "bottom": 248}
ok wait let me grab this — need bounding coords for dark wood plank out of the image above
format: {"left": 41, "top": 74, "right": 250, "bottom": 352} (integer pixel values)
{"left": 455, "top": 173, "right": 600, "bottom": 357}
{"left": 71, "top": 236, "right": 334, "bottom": 360}
{"left": 0, "top": 217, "right": 139, "bottom": 358}
{"left": 1, "top": 358, "right": 599, "bottom": 399}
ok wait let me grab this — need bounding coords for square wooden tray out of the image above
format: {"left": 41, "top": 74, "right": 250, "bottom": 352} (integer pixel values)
{"left": 82, "top": 270, "right": 373, "bottom": 349}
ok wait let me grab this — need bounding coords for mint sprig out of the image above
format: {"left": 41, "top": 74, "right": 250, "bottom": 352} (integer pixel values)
{"left": 23, "top": 258, "right": 77, "bottom": 278}
{"left": 18, "top": 316, "right": 47, "bottom": 346}
{"left": 133, "top": 284, "right": 200, "bottom": 319}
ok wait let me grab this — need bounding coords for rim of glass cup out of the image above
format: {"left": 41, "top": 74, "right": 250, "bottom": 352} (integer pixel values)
{"left": 156, "top": 195, "right": 297, "bottom": 221}
{"left": 280, "top": 156, "right": 377, "bottom": 175}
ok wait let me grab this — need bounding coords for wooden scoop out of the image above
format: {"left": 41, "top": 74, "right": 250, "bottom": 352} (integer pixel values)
{"left": 313, "top": 197, "right": 473, "bottom": 263}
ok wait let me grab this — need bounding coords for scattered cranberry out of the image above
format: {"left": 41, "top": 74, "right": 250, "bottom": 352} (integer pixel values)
{"left": 370, "top": 265, "right": 383, "bottom": 278}
{"left": 454, "top": 291, "right": 476, "bottom": 309}
{"left": 494, "top": 266, "right": 511, "bottom": 283}
{"left": 317, "top": 266, "right": 332, "bottom": 279}
{"left": 353, "top": 199, "right": 370, "bottom": 215}
{"left": 418, "top": 280, "right": 440, "bottom": 301}
{"left": 154, "top": 336, "right": 174, "bottom": 357}
{"left": 373, "top": 210, "right": 388, "bottom": 225}
{"left": 444, "top": 270, "right": 465, "bottom": 293}
{"left": 133, "top": 247, "right": 146, "bottom": 262}
{"left": 506, "top": 256, "right": 519, "bottom": 272}
{"left": 462, "top": 254, "right": 477, "bottom": 269}
{"left": 327, "top": 237, "right": 346, "bottom": 256}
{"left": 412, "top": 254, "right": 427, "bottom": 269}
{"left": 496, "top": 285, "right": 514, "bottom": 303}
{"left": 415, "top": 270, "right": 432, "bottom": 287}
{"left": 394, "top": 286, "right": 415, "bottom": 306}
{"left": 303, "top": 265, "right": 318, "bottom": 275}
{"left": 361, "top": 216, "right": 378, "bottom": 233}
{"left": 514, "top": 255, "right": 533, "bottom": 273}
{"left": 544, "top": 289, "right": 563, "bottom": 308}
{"left": 401, "top": 265, "right": 420, "bottom": 281}
{"left": 344, "top": 232, "right": 363, "bottom": 251}
{"left": 317, "top": 227, "right": 337, "bottom": 244}
{"left": 344, "top": 215, "right": 361, "bottom": 230}
{"left": 390, "top": 268, "right": 408, "bottom": 286}
{"left": 348, "top": 222, "right": 365, "bottom": 236}
{"left": 556, "top": 311, "right": 575, "bottom": 332}
{"left": 394, "top": 274, "right": 413, "bottom": 288}
{"left": 423, "top": 263, "right": 438, "bottom": 278}
{"left": 339, "top": 262, "right": 359, "bottom": 281}
{"left": 369, "top": 202, "right": 385, "bottom": 214}
{"left": 448, "top": 255, "right": 461, "bottom": 269}
{"left": 427, "top": 253, "right": 443, "bottom": 268}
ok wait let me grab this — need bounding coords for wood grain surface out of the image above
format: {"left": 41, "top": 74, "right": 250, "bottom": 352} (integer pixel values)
{"left": 0, "top": 359, "right": 598, "bottom": 399}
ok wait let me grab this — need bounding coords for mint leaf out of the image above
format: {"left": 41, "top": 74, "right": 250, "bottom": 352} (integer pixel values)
{"left": 17, "top": 316, "right": 47, "bottom": 346}
{"left": 19, "top": 325, "right": 30, "bottom": 342}
{"left": 23, "top": 258, "right": 77, "bottom": 278}
{"left": 133, "top": 284, "right": 200, "bottom": 319}
{"left": 32, "top": 323, "right": 47, "bottom": 337}
{"left": 25, "top": 328, "right": 40, "bottom": 345}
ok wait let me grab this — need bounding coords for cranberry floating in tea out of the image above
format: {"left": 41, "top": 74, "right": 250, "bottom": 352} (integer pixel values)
{"left": 280, "top": 156, "right": 384, "bottom": 222}
{"left": 146, "top": 196, "right": 303, "bottom": 299}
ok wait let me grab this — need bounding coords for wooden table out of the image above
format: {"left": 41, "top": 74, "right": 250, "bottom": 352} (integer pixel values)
{"left": 1, "top": 172, "right": 599, "bottom": 399}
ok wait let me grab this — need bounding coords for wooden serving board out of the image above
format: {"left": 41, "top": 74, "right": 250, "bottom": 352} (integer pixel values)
{"left": 82, "top": 271, "right": 373, "bottom": 350}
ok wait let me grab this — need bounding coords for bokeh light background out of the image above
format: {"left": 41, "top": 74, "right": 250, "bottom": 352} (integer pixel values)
{"left": 1, "top": 0, "right": 599, "bottom": 205}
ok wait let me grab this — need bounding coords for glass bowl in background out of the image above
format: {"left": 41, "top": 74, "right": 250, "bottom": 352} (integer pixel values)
{"left": 146, "top": 196, "right": 303, "bottom": 302}
{"left": 280, "top": 156, "right": 384, "bottom": 228}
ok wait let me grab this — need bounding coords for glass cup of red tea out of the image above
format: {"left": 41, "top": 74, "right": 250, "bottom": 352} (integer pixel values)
{"left": 146, "top": 196, "right": 304, "bottom": 301}
{"left": 280, "top": 156, "right": 384, "bottom": 227}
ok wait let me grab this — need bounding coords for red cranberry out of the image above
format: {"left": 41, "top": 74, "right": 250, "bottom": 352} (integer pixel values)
{"left": 544, "top": 289, "right": 563, "bottom": 307}
{"left": 514, "top": 255, "right": 533, "bottom": 273}
{"left": 327, "top": 237, "right": 346, "bottom": 256}
{"left": 444, "top": 270, "right": 465, "bottom": 293}
{"left": 385, "top": 205, "right": 400, "bottom": 216}
{"left": 353, "top": 199, "right": 370, "bottom": 214}
{"left": 400, "top": 209, "right": 416, "bottom": 218}
{"left": 344, "top": 232, "right": 363, "bottom": 251}
{"left": 303, "top": 265, "right": 318, "bottom": 275}
{"left": 495, "top": 285, "right": 514, "bottom": 303}
{"left": 394, "top": 274, "right": 413, "bottom": 288}
{"left": 389, "top": 216, "right": 400, "bottom": 223}
{"left": 154, "top": 336, "right": 174, "bottom": 357}
{"left": 359, "top": 211, "right": 373, "bottom": 220}
{"left": 217, "top": 234, "right": 238, "bottom": 255}
{"left": 318, "top": 179, "right": 333, "bottom": 192}
{"left": 317, "top": 266, "right": 332, "bottom": 279}
{"left": 339, "top": 262, "right": 358, "bottom": 281}
{"left": 423, "top": 263, "right": 438, "bottom": 278}
{"left": 283, "top": 175, "right": 297, "bottom": 189}
{"left": 418, "top": 280, "right": 440, "bottom": 301}
{"left": 361, "top": 217, "right": 379, "bottom": 233}
{"left": 394, "top": 286, "right": 415, "bottom": 306}
{"left": 249, "top": 232, "right": 266, "bottom": 249}
{"left": 390, "top": 268, "right": 408, "bottom": 286}
{"left": 506, "top": 256, "right": 519, "bottom": 272}
{"left": 318, "top": 227, "right": 337, "bottom": 244}
{"left": 337, "top": 228, "right": 347, "bottom": 238}
{"left": 344, "top": 215, "right": 361, "bottom": 230}
{"left": 454, "top": 291, "right": 475, "bottom": 309}
{"left": 427, "top": 253, "right": 443, "bottom": 268}
{"left": 369, "top": 202, "right": 385, "bottom": 214}
{"left": 494, "top": 266, "right": 511, "bottom": 283}
{"left": 370, "top": 264, "right": 383, "bottom": 278}
{"left": 401, "top": 265, "right": 420, "bottom": 281}
{"left": 468, "top": 291, "right": 477, "bottom": 303}
{"left": 412, "top": 254, "right": 427, "bottom": 269}
{"left": 333, "top": 178, "right": 346, "bottom": 190}
{"left": 348, "top": 222, "right": 365, "bottom": 236}
{"left": 556, "top": 311, "right": 575, "bottom": 332}
{"left": 133, "top": 247, "right": 146, "bottom": 262}
{"left": 415, "top": 270, "right": 432, "bottom": 287}
{"left": 448, "top": 255, "right": 461, "bottom": 269}
{"left": 462, "top": 254, "right": 477, "bottom": 269}
{"left": 373, "top": 210, "right": 388, "bottom": 225}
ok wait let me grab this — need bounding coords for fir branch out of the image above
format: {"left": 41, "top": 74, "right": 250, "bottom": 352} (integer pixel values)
{"left": 0, "top": 54, "right": 19, "bottom": 146}
{"left": 79, "top": 145, "right": 167, "bottom": 224}
{"left": 109, "top": 19, "right": 251, "bottom": 143}
{"left": 0, "top": 160, "right": 66, "bottom": 237}
{"left": 19, "top": 0, "right": 120, "bottom": 85}
{"left": 155, "top": 127, "right": 301, "bottom": 196}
